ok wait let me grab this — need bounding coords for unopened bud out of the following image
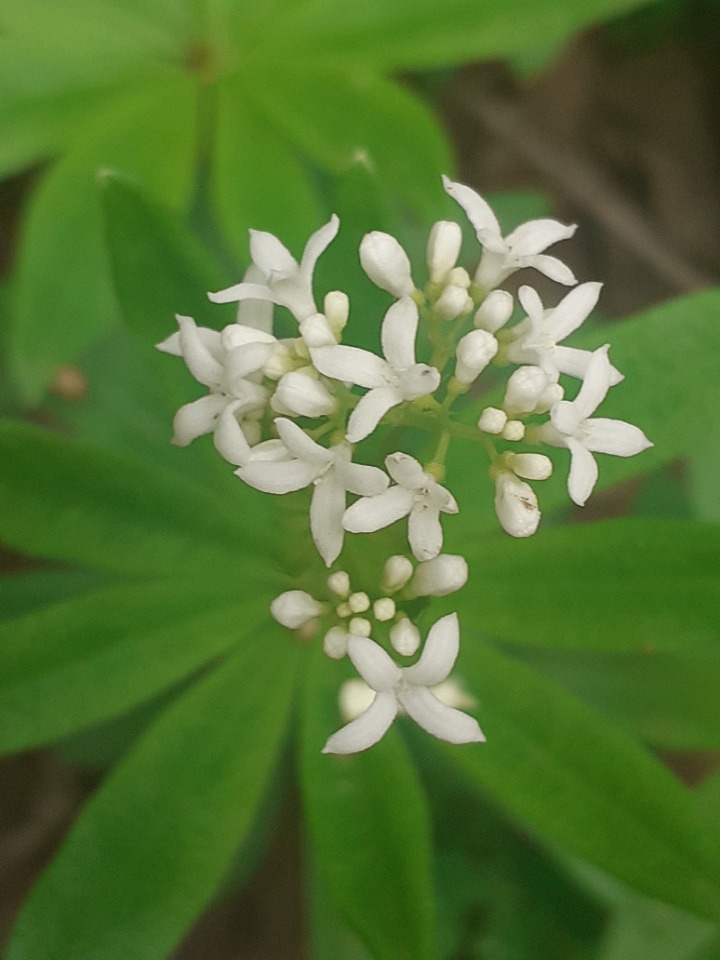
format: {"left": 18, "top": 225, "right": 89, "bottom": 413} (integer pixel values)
{"left": 323, "top": 626, "right": 349, "bottom": 660}
{"left": 381, "top": 555, "right": 414, "bottom": 594}
{"left": 410, "top": 554, "right": 468, "bottom": 597}
{"left": 360, "top": 232, "right": 414, "bottom": 297}
{"left": 504, "top": 365, "right": 551, "bottom": 414}
{"left": 327, "top": 571, "right": 351, "bottom": 597}
{"left": 494, "top": 472, "right": 541, "bottom": 538}
{"left": 271, "top": 590, "right": 323, "bottom": 629}
{"left": 447, "top": 267, "right": 471, "bottom": 289}
{"left": 348, "top": 591, "right": 370, "bottom": 613}
{"left": 426, "top": 220, "right": 462, "bottom": 282}
{"left": 299, "top": 313, "right": 336, "bottom": 347}
{"left": 455, "top": 330, "right": 498, "bottom": 384}
{"left": 390, "top": 618, "right": 421, "bottom": 656}
{"left": 324, "top": 290, "right": 349, "bottom": 336}
{"left": 339, "top": 679, "right": 375, "bottom": 722}
{"left": 435, "top": 285, "right": 472, "bottom": 321}
{"left": 272, "top": 370, "right": 336, "bottom": 418}
{"left": 508, "top": 452, "right": 553, "bottom": 481}
{"left": 478, "top": 406, "right": 507, "bottom": 435}
{"left": 536, "top": 382, "right": 564, "bottom": 413}
{"left": 502, "top": 420, "right": 525, "bottom": 441}
{"left": 474, "top": 290, "right": 513, "bottom": 333}
{"left": 373, "top": 597, "right": 396, "bottom": 621}
{"left": 348, "top": 617, "right": 372, "bottom": 637}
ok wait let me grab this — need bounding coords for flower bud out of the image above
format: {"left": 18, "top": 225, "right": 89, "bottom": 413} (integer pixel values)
{"left": 373, "top": 597, "right": 396, "bottom": 621}
{"left": 447, "top": 266, "right": 471, "bottom": 289}
{"left": 390, "top": 617, "right": 421, "bottom": 656}
{"left": 477, "top": 406, "right": 507, "bottom": 435}
{"left": 426, "top": 220, "right": 462, "bottom": 282}
{"left": 348, "top": 591, "right": 370, "bottom": 613}
{"left": 272, "top": 370, "right": 336, "bottom": 417}
{"left": 381, "top": 555, "right": 414, "bottom": 594}
{"left": 324, "top": 290, "right": 349, "bottom": 336}
{"left": 508, "top": 452, "right": 553, "bottom": 481}
{"left": 494, "top": 472, "right": 541, "bottom": 538}
{"left": 536, "top": 382, "right": 564, "bottom": 413}
{"left": 503, "top": 365, "right": 551, "bottom": 414}
{"left": 455, "top": 329, "right": 498, "bottom": 385}
{"left": 299, "top": 313, "right": 336, "bottom": 347}
{"left": 323, "top": 626, "right": 349, "bottom": 660}
{"left": 360, "top": 232, "right": 414, "bottom": 297}
{"left": 271, "top": 590, "right": 323, "bottom": 629}
{"left": 435, "top": 285, "right": 472, "bottom": 321}
{"left": 348, "top": 616, "right": 372, "bottom": 637}
{"left": 474, "top": 290, "right": 513, "bottom": 333}
{"left": 339, "top": 679, "right": 375, "bottom": 721}
{"left": 409, "top": 554, "right": 468, "bottom": 597}
{"left": 502, "top": 420, "right": 525, "bottom": 441}
{"left": 262, "top": 343, "right": 294, "bottom": 380}
{"left": 327, "top": 570, "right": 351, "bottom": 597}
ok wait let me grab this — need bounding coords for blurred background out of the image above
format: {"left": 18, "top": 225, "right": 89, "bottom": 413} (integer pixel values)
{"left": 1, "top": 0, "right": 719, "bottom": 956}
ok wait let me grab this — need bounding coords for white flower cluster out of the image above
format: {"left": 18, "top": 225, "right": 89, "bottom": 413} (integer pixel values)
{"left": 158, "top": 177, "right": 652, "bottom": 753}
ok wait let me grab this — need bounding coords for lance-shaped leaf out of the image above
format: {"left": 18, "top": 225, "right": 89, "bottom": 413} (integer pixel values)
{"left": 451, "top": 638, "right": 720, "bottom": 921}
{"left": 300, "top": 645, "right": 437, "bottom": 960}
{"left": 0, "top": 569, "right": 117, "bottom": 623}
{"left": 0, "top": 420, "right": 276, "bottom": 576}
{"left": 7, "top": 622, "right": 299, "bottom": 960}
{"left": 443, "top": 520, "right": 720, "bottom": 653}
{"left": 0, "top": 580, "right": 273, "bottom": 754}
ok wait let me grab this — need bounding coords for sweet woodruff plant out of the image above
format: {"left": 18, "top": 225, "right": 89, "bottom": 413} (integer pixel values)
{"left": 157, "top": 176, "right": 652, "bottom": 755}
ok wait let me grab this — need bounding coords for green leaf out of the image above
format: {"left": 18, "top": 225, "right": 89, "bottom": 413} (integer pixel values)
{"left": 453, "top": 638, "right": 720, "bottom": 921}
{"left": 7, "top": 621, "right": 299, "bottom": 960}
{"left": 300, "top": 645, "right": 437, "bottom": 960}
{"left": 0, "top": 420, "right": 277, "bottom": 576}
{"left": 510, "top": 647, "right": 720, "bottom": 750}
{"left": 0, "top": 580, "right": 271, "bottom": 754}
{"left": 10, "top": 78, "right": 197, "bottom": 402}
{"left": 242, "top": 64, "right": 452, "bottom": 220}
{"left": 212, "top": 74, "right": 323, "bottom": 259}
{"left": 265, "top": 0, "right": 657, "bottom": 70}
{"left": 443, "top": 519, "right": 720, "bottom": 652}
{"left": 101, "top": 170, "right": 235, "bottom": 345}
{"left": 0, "top": 569, "right": 117, "bottom": 623}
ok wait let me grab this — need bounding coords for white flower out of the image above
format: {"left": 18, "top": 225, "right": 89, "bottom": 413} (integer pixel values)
{"left": 506, "top": 285, "right": 622, "bottom": 384}
{"left": 237, "top": 417, "right": 388, "bottom": 566}
{"left": 208, "top": 216, "right": 340, "bottom": 322}
{"left": 271, "top": 369, "right": 337, "bottom": 418}
{"left": 442, "top": 176, "right": 577, "bottom": 290}
{"left": 360, "top": 232, "right": 415, "bottom": 297}
{"left": 475, "top": 290, "right": 513, "bottom": 333}
{"left": 426, "top": 220, "right": 463, "bottom": 283}
{"left": 455, "top": 329, "right": 498, "bottom": 385}
{"left": 343, "top": 452, "right": 458, "bottom": 561}
{"left": 270, "top": 590, "right": 323, "bottom": 629}
{"left": 322, "top": 613, "right": 485, "bottom": 754}
{"left": 503, "top": 365, "right": 562, "bottom": 415}
{"left": 537, "top": 345, "right": 653, "bottom": 506}
{"left": 311, "top": 297, "right": 440, "bottom": 443}
{"left": 494, "top": 471, "right": 541, "bottom": 538}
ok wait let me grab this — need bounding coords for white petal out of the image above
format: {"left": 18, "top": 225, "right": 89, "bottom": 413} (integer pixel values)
{"left": 544, "top": 282, "right": 602, "bottom": 343}
{"left": 554, "top": 346, "right": 623, "bottom": 385}
{"left": 207, "top": 281, "right": 275, "bottom": 305}
{"left": 583, "top": 418, "right": 653, "bottom": 457}
{"left": 172, "top": 394, "right": 226, "bottom": 446}
{"left": 348, "top": 635, "right": 402, "bottom": 691}
{"left": 359, "top": 232, "right": 414, "bottom": 297}
{"left": 236, "top": 264, "right": 275, "bottom": 332}
{"left": 310, "top": 474, "right": 346, "bottom": 567}
{"left": 321, "top": 691, "right": 398, "bottom": 754}
{"left": 441, "top": 176, "right": 502, "bottom": 246}
{"left": 274, "top": 371, "right": 336, "bottom": 418}
{"left": 225, "top": 341, "right": 275, "bottom": 383}
{"left": 340, "top": 461, "right": 390, "bottom": 497}
{"left": 494, "top": 472, "right": 541, "bottom": 538}
{"left": 517, "top": 285, "right": 544, "bottom": 323}
{"left": 176, "top": 315, "right": 224, "bottom": 387}
{"left": 398, "top": 364, "right": 441, "bottom": 400}
{"left": 155, "top": 330, "right": 182, "bottom": 355}
{"left": 275, "top": 417, "right": 332, "bottom": 465}
{"left": 384, "top": 451, "right": 426, "bottom": 489}
{"left": 408, "top": 503, "right": 443, "bottom": 560}
{"left": 342, "top": 485, "right": 413, "bottom": 533}
{"left": 300, "top": 215, "right": 340, "bottom": 275}
{"left": 346, "top": 387, "right": 402, "bottom": 443}
{"left": 238, "top": 458, "right": 320, "bottom": 494}
{"left": 404, "top": 612, "right": 459, "bottom": 685}
{"left": 299, "top": 313, "right": 336, "bottom": 348}
{"left": 381, "top": 296, "right": 418, "bottom": 369}
{"left": 399, "top": 686, "right": 485, "bottom": 744}
{"left": 221, "top": 324, "right": 276, "bottom": 349}
{"left": 213, "top": 404, "right": 252, "bottom": 466}
{"left": 525, "top": 254, "right": 577, "bottom": 286}
{"left": 567, "top": 438, "right": 598, "bottom": 507}
{"left": 573, "top": 345, "right": 612, "bottom": 420}
{"left": 249, "top": 230, "right": 298, "bottom": 279}
{"left": 311, "top": 345, "right": 388, "bottom": 389}
{"left": 505, "top": 218, "right": 576, "bottom": 256}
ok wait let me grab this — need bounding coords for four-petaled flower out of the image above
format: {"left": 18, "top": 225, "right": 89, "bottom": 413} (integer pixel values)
{"left": 322, "top": 613, "right": 485, "bottom": 754}
{"left": 343, "top": 452, "right": 458, "bottom": 561}
{"left": 537, "top": 345, "right": 653, "bottom": 506}
{"left": 443, "top": 175, "right": 577, "bottom": 290}
{"left": 208, "top": 216, "right": 339, "bottom": 323}
{"left": 311, "top": 297, "right": 440, "bottom": 443}
{"left": 237, "top": 417, "right": 388, "bottom": 566}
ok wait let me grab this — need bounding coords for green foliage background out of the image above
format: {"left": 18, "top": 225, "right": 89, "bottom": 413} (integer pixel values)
{"left": 1, "top": 1, "right": 720, "bottom": 958}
